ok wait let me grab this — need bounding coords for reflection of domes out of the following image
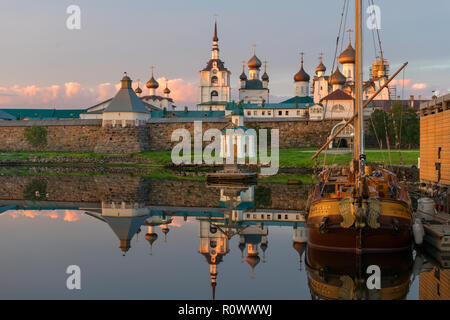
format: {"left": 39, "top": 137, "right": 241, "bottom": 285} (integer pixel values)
{"left": 330, "top": 67, "right": 346, "bottom": 85}
{"left": 145, "top": 233, "right": 158, "bottom": 244}
{"left": 246, "top": 255, "right": 260, "bottom": 268}
{"left": 338, "top": 44, "right": 355, "bottom": 64}
{"left": 146, "top": 77, "right": 159, "bottom": 89}
{"left": 293, "top": 241, "right": 306, "bottom": 256}
{"left": 248, "top": 55, "right": 262, "bottom": 69}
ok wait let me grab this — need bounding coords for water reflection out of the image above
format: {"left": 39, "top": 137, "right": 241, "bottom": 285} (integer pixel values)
{"left": 0, "top": 174, "right": 446, "bottom": 299}
{"left": 306, "top": 248, "right": 413, "bottom": 300}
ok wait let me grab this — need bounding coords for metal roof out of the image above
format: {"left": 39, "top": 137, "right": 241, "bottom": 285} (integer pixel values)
{"left": 103, "top": 87, "right": 150, "bottom": 113}
{"left": 0, "top": 109, "right": 85, "bottom": 120}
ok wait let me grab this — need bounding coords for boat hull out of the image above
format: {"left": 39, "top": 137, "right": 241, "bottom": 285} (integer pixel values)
{"left": 307, "top": 199, "right": 412, "bottom": 254}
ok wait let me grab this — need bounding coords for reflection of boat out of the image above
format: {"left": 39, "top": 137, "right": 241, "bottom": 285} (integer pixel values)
{"left": 305, "top": 247, "right": 413, "bottom": 300}
{"left": 306, "top": 0, "right": 412, "bottom": 254}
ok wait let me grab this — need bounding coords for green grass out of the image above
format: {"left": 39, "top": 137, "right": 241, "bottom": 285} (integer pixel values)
{"left": 258, "top": 174, "right": 317, "bottom": 184}
{"left": 0, "top": 148, "right": 419, "bottom": 167}
{"left": 278, "top": 149, "right": 419, "bottom": 167}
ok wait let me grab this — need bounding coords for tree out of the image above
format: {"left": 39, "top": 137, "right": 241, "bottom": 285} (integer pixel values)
{"left": 24, "top": 125, "right": 47, "bottom": 149}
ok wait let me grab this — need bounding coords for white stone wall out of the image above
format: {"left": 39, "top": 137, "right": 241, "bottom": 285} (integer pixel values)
{"left": 239, "top": 89, "right": 269, "bottom": 104}
{"left": 102, "top": 112, "right": 150, "bottom": 127}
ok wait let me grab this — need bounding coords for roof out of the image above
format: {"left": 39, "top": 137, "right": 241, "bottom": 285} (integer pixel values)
{"left": 150, "top": 110, "right": 225, "bottom": 118}
{"left": 320, "top": 89, "right": 354, "bottom": 102}
{"left": 226, "top": 102, "right": 312, "bottom": 110}
{"left": 0, "top": 110, "right": 16, "bottom": 120}
{"left": 281, "top": 96, "right": 314, "bottom": 104}
{"left": 0, "top": 109, "right": 85, "bottom": 120}
{"left": 103, "top": 84, "right": 150, "bottom": 113}
{"left": 243, "top": 79, "right": 264, "bottom": 90}
{"left": 141, "top": 95, "right": 174, "bottom": 103}
{"left": 202, "top": 58, "right": 228, "bottom": 72}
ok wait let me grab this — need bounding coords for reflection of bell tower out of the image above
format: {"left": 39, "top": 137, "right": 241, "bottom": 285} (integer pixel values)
{"left": 198, "top": 220, "right": 230, "bottom": 300}
{"left": 293, "top": 225, "right": 307, "bottom": 270}
{"left": 161, "top": 224, "right": 170, "bottom": 242}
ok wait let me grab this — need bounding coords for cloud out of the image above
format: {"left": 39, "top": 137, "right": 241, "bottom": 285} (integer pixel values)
{"left": 8, "top": 210, "right": 81, "bottom": 221}
{"left": 391, "top": 79, "right": 411, "bottom": 86}
{"left": 156, "top": 77, "right": 198, "bottom": 106}
{"left": 412, "top": 83, "right": 427, "bottom": 90}
{"left": 0, "top": 78, "right": 199, "bottom": 108}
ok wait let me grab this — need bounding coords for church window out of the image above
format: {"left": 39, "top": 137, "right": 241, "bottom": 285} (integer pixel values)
{"left": 268, "top": 111, "right": 271, "bottom": 116}
{"left": 247, "top": 111, "right": 251, "bottom": 116}
{"left": 331, "top": 104, "right": 345, "bottom": 112}
{"left": 285, "top": 111, "right": 289, "bottom": 116}
{"left": 253, "top": 111, "right": 257, "bottom": 115}
{"left": 211, "top": 90, "right": 218, "bottom": 101}
{"left": 262, "top": 111, "right": 265, "bottom": 115}
{"left": 211, "top": 76, "right": 218, "bottom": 85}
{"left": 278, "top": 111, "right": 282, "bottom": 116}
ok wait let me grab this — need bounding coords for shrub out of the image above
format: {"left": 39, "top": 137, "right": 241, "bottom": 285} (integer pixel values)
{"left": 24, "top": 125, "right": 47, "bottom": 149}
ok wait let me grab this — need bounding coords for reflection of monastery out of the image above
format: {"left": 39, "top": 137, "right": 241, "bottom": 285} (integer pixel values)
{"left": 0, "top": 175, "right": 448, "bottom": 300}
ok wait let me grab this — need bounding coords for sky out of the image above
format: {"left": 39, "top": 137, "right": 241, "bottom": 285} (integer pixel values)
{"left": 1, "top": 0, "right": 450, "bottom": 109}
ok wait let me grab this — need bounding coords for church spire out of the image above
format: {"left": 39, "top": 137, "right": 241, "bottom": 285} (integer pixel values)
{"left": 211, "top": 15, "right": 219, "bottom": 59}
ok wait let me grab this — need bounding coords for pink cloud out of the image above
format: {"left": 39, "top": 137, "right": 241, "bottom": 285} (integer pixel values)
{"left": 156, "top": 77, "right": 198, "bottom": 104}
{"left": 391, "top": 79, "right": 412, "bottom": 86}
{"left": 412, "top": 83, "right": 427, "bottom": 90}
{"left": 8, "top": 210, "right": 81, "bottom": 221}
{"left": 0, "top": 77, "right": 198, "bottom": 108}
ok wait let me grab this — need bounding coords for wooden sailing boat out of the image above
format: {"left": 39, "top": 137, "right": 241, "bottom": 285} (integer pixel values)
{"left": 306, "top": 0, "right": 413, "bottom": 254}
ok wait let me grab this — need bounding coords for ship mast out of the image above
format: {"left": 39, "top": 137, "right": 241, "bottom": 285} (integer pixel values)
{"left": 354, "top": 0, "right": 365, "bottom": 173}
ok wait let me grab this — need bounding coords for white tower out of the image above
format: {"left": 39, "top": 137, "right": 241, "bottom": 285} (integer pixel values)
{"left": 198, "top": 17, "right": 231, "bottom": 111}
{"left": 293, "top": 52, "right": 310, "bottom": 97}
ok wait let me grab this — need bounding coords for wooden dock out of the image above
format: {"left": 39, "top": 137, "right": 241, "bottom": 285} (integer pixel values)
{"left": 416, "top": 209, "right": 450, "bottom": 254}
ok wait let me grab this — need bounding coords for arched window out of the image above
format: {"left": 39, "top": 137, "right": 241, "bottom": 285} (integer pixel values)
{"left": 211, "top": 76, "right": 218, "bottom": 86}
{"left": 331, "top": 104, "right": 345, "bottom": 113}
{"left": 211, "top": 90, "right": 218, "bottom": 101}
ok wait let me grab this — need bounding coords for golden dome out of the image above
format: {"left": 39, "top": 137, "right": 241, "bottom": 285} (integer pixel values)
{"left": 134, "top": 87, "right": 142, "bottom": 94}
{"left": 248, "top": 55, "right": 262, "bottom": 69}
{"left": 146, "top": 76, "right": 159, "bottom": 89}
{"left": 329, "top": 67, "right": 346, "bottom": 85}
{"left": 338, "top": 43, "right": 355, "bottom": 64}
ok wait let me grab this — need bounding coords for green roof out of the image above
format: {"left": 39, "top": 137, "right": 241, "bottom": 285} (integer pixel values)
{"left": 280, "top": 96, "right": 314, "bottom": 104}
{"left": 150, "top": 110, "right": 225, "bottom": 118}
{"left": 0, "top": 109, "right": 85, "bottom": 120}
{"left": 226, "top": 102, "right": 313, "bottom": 110}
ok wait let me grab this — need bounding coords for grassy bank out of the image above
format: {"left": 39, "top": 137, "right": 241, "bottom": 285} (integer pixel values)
{"left": 0, "top": 148, "right": 419, "bottom": 167}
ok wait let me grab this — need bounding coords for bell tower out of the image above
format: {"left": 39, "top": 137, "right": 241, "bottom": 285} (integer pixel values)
{"left": 198, "top": 16, "right": 231, "bottom": 111}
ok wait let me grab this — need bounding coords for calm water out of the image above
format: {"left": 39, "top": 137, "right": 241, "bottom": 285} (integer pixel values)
{"left": 0, "top": 173, "right": 441, "bottom": 300}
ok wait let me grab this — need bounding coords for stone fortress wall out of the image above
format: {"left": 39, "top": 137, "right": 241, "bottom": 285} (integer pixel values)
{"left": 0, "top": 118, "right": 339, "bottom": 153}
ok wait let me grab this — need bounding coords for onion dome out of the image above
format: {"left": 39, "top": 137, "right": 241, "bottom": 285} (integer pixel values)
{"left": 240, "top": 71, "right": 247, "bottom": 81}
{"left": 146, "top": 76, "right": 159, "bottom": 89}
{"left": 338, "top": 43, "right": 355, "bottom": 64}
{"left": 294, "top": 64, "right": 310, "bottom": 82}
{"left": 134, "top": 86, "right": 142, "bottom": 94}
{"left": 246, "top": 255, "right": 260, "bottom": 269}
{"left": 163, "top": 87, "right": 170, "bottom": 94}
{"left": 248, "top": 55, "right": 262, "bottom": 69}
{"left": 145, "top": 233, "right": 158, "bottom": 244}
{"left": 262, "top": 72, "right": 269, "bottom": 81}
{"left": 316, "top": 58, "right": 326, "bottom": 73}
{"left": 329, "top": 67, "right": 346, "bottom": 85}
